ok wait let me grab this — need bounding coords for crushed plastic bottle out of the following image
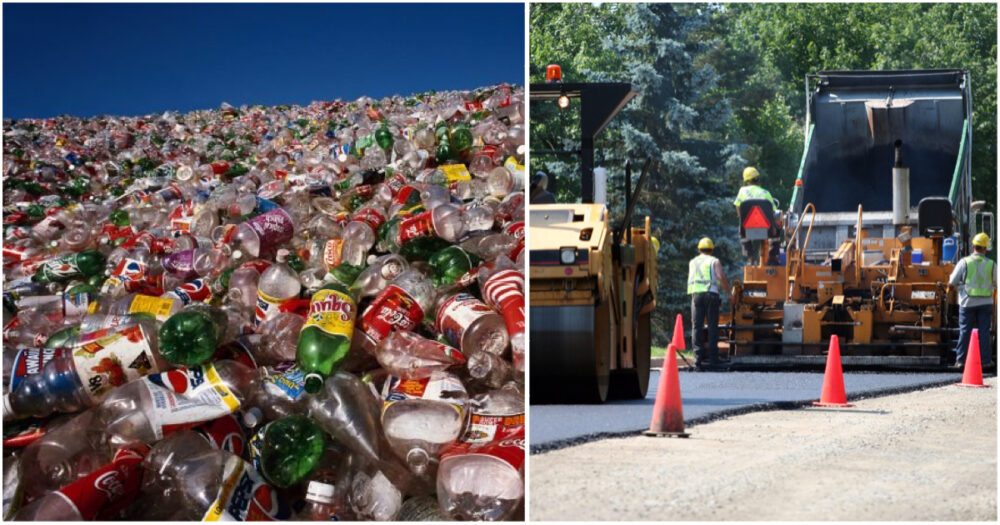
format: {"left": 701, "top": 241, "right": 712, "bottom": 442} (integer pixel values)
{"left": 3, "top": 83, "right": 524, "bottom": 520}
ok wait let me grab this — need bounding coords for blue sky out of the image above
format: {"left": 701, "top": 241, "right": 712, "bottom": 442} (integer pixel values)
{"left": 3, "top": 3, "right": 525, "bottom": 119}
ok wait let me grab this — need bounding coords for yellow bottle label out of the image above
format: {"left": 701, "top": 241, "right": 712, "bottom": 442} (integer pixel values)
{"left": 304, "top": 289, "right": 356, "bottom": 337}
{"left": 440, "top": 164, "right": 471, "bottom": 182}
{"left": 128, "top": 294, "right": 175, "bottom": 321}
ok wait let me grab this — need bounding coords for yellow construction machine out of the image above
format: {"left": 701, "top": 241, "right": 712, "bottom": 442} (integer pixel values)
{"left": 723, "top": 70, "right": 996, "bottom": 368}
{"left": 529, "top": 76, "right": 659, "bottom": 402}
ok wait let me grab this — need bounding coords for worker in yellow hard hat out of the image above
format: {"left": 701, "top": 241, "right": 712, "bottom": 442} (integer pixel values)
{"left": 734, "top": 167, "right": 782, "bottom": 265}
{"left": 687, "top": 237, "right": 732, "bottom": 370}
{"left": 949, "top": 233, "right": 996, "bottom": 370}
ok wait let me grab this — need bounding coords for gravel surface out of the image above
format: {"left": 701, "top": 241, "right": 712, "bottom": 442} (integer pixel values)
{"left": 529, "top": 377, "right": 997, "bottom": 521}
{"left": 531, "top": 370, "right": 963, "bottom": 449}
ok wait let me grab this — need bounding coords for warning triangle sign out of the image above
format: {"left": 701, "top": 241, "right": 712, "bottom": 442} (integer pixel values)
{"left": 742, "top": 206, "right": 771, "bottom": 230}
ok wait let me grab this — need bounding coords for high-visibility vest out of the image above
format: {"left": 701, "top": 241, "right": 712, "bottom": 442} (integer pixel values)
{"left": 963, "top": 254, "right": 995, "bottom": 297}
{"left": 688, "top": 254, "right": 719, "bottom": 294}
{"left": 734, "top": 185, "right": 778, "bottom": 209}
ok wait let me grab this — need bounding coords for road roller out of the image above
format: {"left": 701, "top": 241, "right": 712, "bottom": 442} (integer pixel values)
{"left": 528, "top": 74, "right": 659, "bottom": 403}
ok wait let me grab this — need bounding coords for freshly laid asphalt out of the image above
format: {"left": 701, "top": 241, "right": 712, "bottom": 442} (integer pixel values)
{"left": 529, "top": 370, "right": 966, "bottom": 453}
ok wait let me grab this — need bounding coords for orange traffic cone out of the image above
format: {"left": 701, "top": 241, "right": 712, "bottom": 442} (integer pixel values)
{"left": 813, "top": 335, "right": 854, "bottom": 407}
{"left": 671, "top": 314, "right": 686, "bottom": 351}
{"left": 955, "top": 329, "right": 991, "bottom": 388}
{"left": 644, "top": 343, "right": 690, "bottom": 437}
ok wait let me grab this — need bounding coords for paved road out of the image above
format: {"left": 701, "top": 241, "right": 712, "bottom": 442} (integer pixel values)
{"left": 529, "top": 370, "right": 964, "bottom": 451}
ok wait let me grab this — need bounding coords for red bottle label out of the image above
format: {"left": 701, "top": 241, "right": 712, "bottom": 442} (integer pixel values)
{"left": 359, "top": 285, "right": 424, "bottom": 346}
{"left": 352, "top": 207, "right": 385, "bottom": 232}
{"left": 440, "top": 420, "right": 524, "bottom": 472}
{"left": 435, "top": 293, "right": 494, "bottom": 350}
{"left": 396, "top": 211, "right": 434, "bottom": 245}
{"left": 482, "top": 270, "right": 525, "bottom": 338}
{"left": 56, "top": 446, "right": 148, "bottom": 520}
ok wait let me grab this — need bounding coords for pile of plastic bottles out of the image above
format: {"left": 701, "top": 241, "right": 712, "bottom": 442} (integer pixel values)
{"left": 2, "top": 84, "right": 525, "bottom": 521}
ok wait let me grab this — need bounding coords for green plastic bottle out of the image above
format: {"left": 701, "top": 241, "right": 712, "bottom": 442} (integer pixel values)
{"left": 33, "top": 250, "right": 106, "bottom": 285}
{"left": 256, "top": 415, "right": 327, "bottom": 488}
{"left": 296, "top": 283, "right": 357, "bottom": 394}
{"left": 374, "top": 124, "right": 394, "bottom": 151}
{"left": 158, "top": 304, "right": 229, "bottom": 365}
{"left": 428, "top": 246, "right": 481, "bottom": 288}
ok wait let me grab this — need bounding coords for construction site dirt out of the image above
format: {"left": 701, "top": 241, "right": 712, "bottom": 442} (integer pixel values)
{"left": 529, "top": 377, "right": 997, "bottom": 521}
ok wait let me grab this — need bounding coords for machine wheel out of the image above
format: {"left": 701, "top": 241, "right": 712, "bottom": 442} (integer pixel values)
{"left": 529, "top": 302, "right": 612, "bottom": 404}
{"left": 610, "top": 271, "right": 652, "bottom": 399}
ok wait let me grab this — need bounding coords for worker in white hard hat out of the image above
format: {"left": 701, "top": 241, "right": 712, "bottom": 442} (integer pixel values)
{"left": 734, "top": 166, "right": 781, "bottom": 265}
{"left": 949, "top": 233, "right": 996, "bottom": 370}
{"left": 687, "top": 237, "right": 732, "bottom": 370}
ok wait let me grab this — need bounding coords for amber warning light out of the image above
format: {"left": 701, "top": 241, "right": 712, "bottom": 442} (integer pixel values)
{"left": 546, "top": 64, "right": 562, "bottom": 83}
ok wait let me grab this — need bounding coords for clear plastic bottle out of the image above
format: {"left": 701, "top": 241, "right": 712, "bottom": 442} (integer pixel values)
{"left": 3, "top": 319, "right": 167, "bottom": 420}
{"left": 374, "top": 330, "right": 466, "bottom": 379}
{"left": 254, "top": 249, "right": 301, "bottom": 328}
{"left": 357, "top": 268, "right": 437, "bottom": 353}
{"left": 434, "top": 292, "right": 509, "bottom": 357}
{"left": 380, "top": 371, "right": 468, "bottom": 474}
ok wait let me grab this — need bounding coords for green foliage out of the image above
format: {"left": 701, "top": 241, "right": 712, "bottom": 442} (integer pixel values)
{"left": 701, "top": 2, "right": 996, "bottom": 211}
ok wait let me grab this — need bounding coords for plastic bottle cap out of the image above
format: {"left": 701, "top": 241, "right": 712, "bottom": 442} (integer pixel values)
{"left": 232, "top": 249, "right": 243, "bottom": 261}
{"left": 276, "top": 249, "right": 289, "bottom": 263}
{"left": 306, "top": 481, "right": 337, "bottom": 505}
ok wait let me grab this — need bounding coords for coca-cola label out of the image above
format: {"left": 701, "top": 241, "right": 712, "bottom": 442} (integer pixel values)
{"left": 8, "top": 347, "right": 71, "bottom": 391}
{"left": 359, "top": 285, "right": 424, "bottom": 346}
{"left": 195, "top": 414, "right": 247, "bottom": 457}
{"left": 504, "top": 221, "right": 525, "bottom": 241}
{"left": 435, "top": 293, "right": 494, "bottom": 351}
{"left": 203, "top": 455, "right": 291, "bottom": 521}
{"left": 304, "top": 289, "right": 356, "bottom": 337}
{"left": 352, "top": 207, "right": 386, "bottom": 232}
{"left": 73, "top": 324, "right": 159, "bottom": 403}
{"left": 396, "top": 212, "right": 434, "bottom": 245}
{"left": 244, "top": 209, "right": 294, "bottom": 252}
{"left": 441, "top": 421, "right": 525, "bottom": 473}
{"left": 170, "top": 278, "right": 212, "bottom": 305}
{"left": 140, "top": 363, "right": 241, "bottom": 439}
{"left": 55, "top": 446, "right": 147, "bottom": 520}
{"left": 385, "top": 174, "right": 408, "bottom": 197}
{"left": 482, "top": 270, "right": 525, "bottom": 339}
{"left": 323, "top": 239, "right": 344, "bottom": 270}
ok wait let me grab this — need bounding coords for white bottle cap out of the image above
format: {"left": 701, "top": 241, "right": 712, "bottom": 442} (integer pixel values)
{"left": 276, "top": 249, "right": 290, "bottom": 263}
{"left": 306, "top": 481, "right": 337, "bottom": 506}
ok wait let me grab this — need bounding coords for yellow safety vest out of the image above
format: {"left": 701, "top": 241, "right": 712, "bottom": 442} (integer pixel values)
{"left": 734, "top": 185, "right": 778, "bottom": 209}
{"left": 964, "top": 254, "right": 995, "bottom": 297}
{"left": 688, "top": 254, "right": 718, "bottom": 294}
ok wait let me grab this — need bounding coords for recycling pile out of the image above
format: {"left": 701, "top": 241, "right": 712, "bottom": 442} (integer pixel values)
{"left": 2, "top": 85, "right": 525, "bottom": 521}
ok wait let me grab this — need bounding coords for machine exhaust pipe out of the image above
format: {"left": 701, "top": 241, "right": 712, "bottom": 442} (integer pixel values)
{"left": 892, "top": 139, "right": 910, "bottom": 225}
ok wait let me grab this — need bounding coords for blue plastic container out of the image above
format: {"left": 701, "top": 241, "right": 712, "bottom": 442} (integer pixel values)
{"left": 942, "top": 235, "right": 958, "bottom": 264}
{"left": 911, "top": 249, "right": 923, "bottom": 264}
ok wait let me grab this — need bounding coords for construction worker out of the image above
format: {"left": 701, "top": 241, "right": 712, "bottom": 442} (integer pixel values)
{"left": 530, "top": 171, "right": 557, "bottom": 204}
{"left": 948, "top": 233, "right": 996, "bottom": 370}
{"left": 687, "top": 237, "right": 733, "bottom": 370}
{"left": 734, "top": 166, "right": 781, "bottom": 265}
